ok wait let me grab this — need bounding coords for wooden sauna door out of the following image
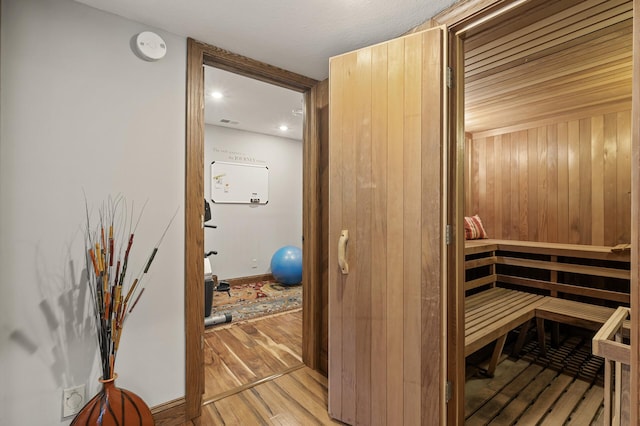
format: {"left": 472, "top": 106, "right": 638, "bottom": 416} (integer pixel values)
{"left": 328, "top": 27, "right": 446, "bottom": 425}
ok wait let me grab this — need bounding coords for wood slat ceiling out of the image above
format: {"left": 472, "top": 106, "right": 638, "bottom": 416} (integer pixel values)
{"left": 464, "top": 0, "right": 633, "bottom": 135}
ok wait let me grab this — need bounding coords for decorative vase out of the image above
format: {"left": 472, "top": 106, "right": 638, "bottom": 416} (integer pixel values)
{"left": 71, "top": 374, "right": 154, "bottom": 425}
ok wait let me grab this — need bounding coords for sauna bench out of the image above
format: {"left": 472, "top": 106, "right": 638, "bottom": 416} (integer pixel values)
{"left": 464, "top": 239, "right": 631, "bottom": 371}
{"left": 465, "top": 287, "right": 547, "bottom": 375}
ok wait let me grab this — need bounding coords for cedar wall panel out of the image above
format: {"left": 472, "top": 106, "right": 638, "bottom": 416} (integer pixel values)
{"left": 466, "top": 110, "right": 631, "bottom": 246}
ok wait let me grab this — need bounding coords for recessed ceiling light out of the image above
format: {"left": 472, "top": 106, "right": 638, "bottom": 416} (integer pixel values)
{"left": 279, "top": 125, "right": 289, "bottom": 131}
{"left": 211, "top": 91, "right": 223, "bottom": 99}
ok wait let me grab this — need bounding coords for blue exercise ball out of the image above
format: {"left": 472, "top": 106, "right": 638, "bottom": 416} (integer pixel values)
{"left": 270, "top": 245, "right": 302, "bottom": 285}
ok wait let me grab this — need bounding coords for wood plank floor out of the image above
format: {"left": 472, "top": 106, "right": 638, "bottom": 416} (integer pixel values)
{"left": 203, "top": 309, "right": 303, "bottom": 401}
{"left": 466, "top": 332, "right": 606, "bottom": 425}
{"left": 196, "top": 307, "right": 606, "bottom": 425}
{"left": 199, "top": 366, "right": 343, "bottom": 425}
{"left": 193, "top": 309, "right": 344, "bottom": 425}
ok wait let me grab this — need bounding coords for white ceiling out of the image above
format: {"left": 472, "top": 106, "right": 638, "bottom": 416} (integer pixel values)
{"left": 73, "top": 0, "right": 456, "bottom": 81}
{"left": 73, "top": 0, "right": 457, "bottom": 139}
{"left": 205, "top": 66, "right": 304, "bottom": 140}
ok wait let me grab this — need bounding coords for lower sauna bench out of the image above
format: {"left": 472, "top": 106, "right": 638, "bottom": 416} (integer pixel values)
{"left": 535, "top": 298, "right": 631, "bottom": 356}
{"left": 465, "top": 287, "right": 547, "bottom": 376}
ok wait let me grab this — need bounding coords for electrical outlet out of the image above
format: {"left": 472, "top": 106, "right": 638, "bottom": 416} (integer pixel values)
{"left": 251, "top": 258, "right": 258, "bottom": 269}
{"left": 62, "top": 384, "right": 85, "bottom": 418}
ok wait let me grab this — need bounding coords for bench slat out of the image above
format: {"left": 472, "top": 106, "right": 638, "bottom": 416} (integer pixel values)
{"left": 466, "top": 256, "right": 497, "bottom": 270}
{"left": 497, "top": 274, "right": 630, "bottom": 304}
{"left": 466, "top": 288, "right": 532, "bottom": 318}
{"left": 466, "top": 293, "right": 544, "bottom": 335}
{"left": 464, "top": 288, "right": 546, "bottom": 356}
{"left": 465, "top": 303, "right": 541, "bottom": 356}
{"left": 465, "top": 239, "right": 630, "bottom": 262}
{"left": 466, "top": 274, "right": 497, "bottom": 291}
{"left": 536, "top": 298, "right": 630, "bottom": 333}
{"left": 496, "top": 256, "right": 630, "bottom": 280}
{"left": 465, "top": 287, "right": 512, "bottom": 310}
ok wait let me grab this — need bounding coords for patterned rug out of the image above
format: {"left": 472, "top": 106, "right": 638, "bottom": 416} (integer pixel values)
{"left": 210, "top": 280, "right": 302, "bottom": 323}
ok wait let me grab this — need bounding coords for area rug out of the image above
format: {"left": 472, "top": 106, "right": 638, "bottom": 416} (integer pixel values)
{"left": 209, "top": 280, "right": 302, "bottom": 323}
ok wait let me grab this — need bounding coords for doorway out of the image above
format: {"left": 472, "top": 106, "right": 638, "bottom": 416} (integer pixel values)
{"left": 184, "top": 39, "right": 323, "bottom": 421}
{"left": 202, "top": 64, "right": 305, "bottom": 401}
{"left": 449, "top": 0, "right": 634, "bottom": 423}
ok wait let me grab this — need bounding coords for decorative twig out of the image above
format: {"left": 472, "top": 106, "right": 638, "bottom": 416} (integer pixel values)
{"left": 83, "top": 195, "right": 176, "bottom": 380}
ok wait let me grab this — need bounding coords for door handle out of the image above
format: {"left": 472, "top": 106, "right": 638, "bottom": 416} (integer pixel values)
{"left": 338, "top": 230, "right": 349, "bottom": 274}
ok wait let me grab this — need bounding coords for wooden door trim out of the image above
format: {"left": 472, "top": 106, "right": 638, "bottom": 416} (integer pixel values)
{"left": 431, "top": 2, "right": 537, "bottom": 424}
{"left": 185, "top": 38, "right": 205, "bottom": 421}
{"left": 442, "top": 30, "right": 466, "bottom": 426}
{"left": 185, "top": 38, "right": 320, "bottom": 421}
{"left": 631, "top": 1, "right": 638, "bottom": 423}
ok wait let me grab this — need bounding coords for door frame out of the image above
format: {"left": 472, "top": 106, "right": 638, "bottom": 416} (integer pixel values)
{"left": 184, "top": 38, "right": 321, "bottom": 421}
{"left": 429, "top": 3, "right": 543, "bottom": 422}
{"left": 428, "top": 0, "right": 638, "bottom": 423}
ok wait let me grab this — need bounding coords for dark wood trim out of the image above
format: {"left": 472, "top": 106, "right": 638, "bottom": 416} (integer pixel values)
{"left": 185, "top": 37, "right": 320, "bottom": 424}
{"left": 185, "top": 38, "right": 206, "bottom": 422}
{"left": 314, "top": 79, "right": 330, "bottom": 375}
{"left": 151, "top": 397, "right": 187, "bottom": 426}
{"left": 302, "top": 87, "right": 320, "bottom": 370}
{"left": 190, "top": 40, "right": 317, "bottom": 92}
{"left": 302, "top": 81, "right": 330, "bottom": 371}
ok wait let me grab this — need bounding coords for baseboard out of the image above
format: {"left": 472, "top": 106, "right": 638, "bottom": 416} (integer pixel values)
{"left": 222, "top": 273, "right": 274, "bottom": 286}
{"left": 151, "top": 397, "right": 186, "bottom": 426}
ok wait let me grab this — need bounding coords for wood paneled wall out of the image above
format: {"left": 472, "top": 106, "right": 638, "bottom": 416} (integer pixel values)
{"left": 466, "top": 110, "right": 632, "bottom": 246}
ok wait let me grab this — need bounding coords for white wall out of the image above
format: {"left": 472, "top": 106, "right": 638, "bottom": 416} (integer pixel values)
{"left": 0, "top": 0, "right": 186, "bottom": 424}
{"left": 204, "top": 125, "right": 302, "bottom": 280}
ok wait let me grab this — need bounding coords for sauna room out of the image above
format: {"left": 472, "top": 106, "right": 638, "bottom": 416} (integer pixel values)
{"left": 460, "top": 0, "right": 633, "bottom": 423}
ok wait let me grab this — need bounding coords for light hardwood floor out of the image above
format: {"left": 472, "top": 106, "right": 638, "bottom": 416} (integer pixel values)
{"left": 203, "top": 309, "right": 304, "bottom": 401}
{"left": 200, "top": 366, "right": 342, "bottom": 425}
{"left": 193, "top": 308, "right": 605, "bottom": 425}
{"left": 185, "top": 309, "right": 343, "bottom": 425}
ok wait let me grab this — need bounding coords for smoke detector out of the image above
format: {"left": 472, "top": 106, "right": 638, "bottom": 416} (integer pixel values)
{"left": 133, "top": 31, "right": 167, "bottom": 61}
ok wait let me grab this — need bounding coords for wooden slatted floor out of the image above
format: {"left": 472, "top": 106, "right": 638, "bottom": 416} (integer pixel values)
{"left": 466, "top": 333, "right": 605, "bottom": 425}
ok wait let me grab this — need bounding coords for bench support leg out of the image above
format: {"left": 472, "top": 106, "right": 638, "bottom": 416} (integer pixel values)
{"left": 487, "top": 334, "right": 508, "bottom": 377}
{"left": 551, "top": 322, "right": 560, "bottom": 348}
{"left": 536, "top": 317, "right": 547, "bottom": 357}
{"left": 513, "top": 319, "right": 532, "bottom": 355}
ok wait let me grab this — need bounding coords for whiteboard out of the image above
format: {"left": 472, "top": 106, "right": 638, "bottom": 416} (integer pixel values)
{"left": 210, "top": 161, "right": 269, "bottom": 204}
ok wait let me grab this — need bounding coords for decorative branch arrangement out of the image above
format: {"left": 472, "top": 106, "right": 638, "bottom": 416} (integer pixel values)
{"left": 84, "top": 196, "right": 177, "bottom": 381}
